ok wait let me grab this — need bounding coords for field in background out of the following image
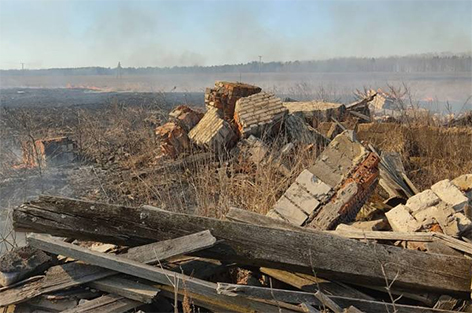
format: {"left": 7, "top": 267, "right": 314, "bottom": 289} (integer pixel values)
{"left": 1, "top": 71, "right": 471, "bottom": 112}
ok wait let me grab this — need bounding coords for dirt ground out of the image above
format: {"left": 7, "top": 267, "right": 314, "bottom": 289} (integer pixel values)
{"left": 2, "top": 72, "right": 471, "bottom": 112}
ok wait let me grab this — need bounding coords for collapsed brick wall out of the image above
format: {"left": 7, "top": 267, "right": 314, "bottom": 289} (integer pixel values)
{"left": 204, "top": 81, "right": 262, "bottom": 122}
{"left": 21, "top": 137, "right": 76, "bottom": 168}
{"left": 155, "top": 122, "right": 191, "bottom": 158}
{"left": 234, "top": 92, "right": 287, "bottom": 138}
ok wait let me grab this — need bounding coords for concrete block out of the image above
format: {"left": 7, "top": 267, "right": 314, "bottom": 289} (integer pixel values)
{"left": 308, "top": 132, "right": 368, "bottom": 188}
{"left": 296, "top": 169, "right": 333, "bottom": 202}
{"left": 414, "top": 204, "right": 459, "bottom": 236}
{"left": 273, "top": 196, "right": 309, "bottom": 226}
{"left": 309, "top": 160, "right": 343, "bottom": 188}
{"left": 405, "top": 189, "right": 440, "bottom": 214}
{"left": 281, "top": 183, "right": 321, "bottom": 216}
{"left": 452, "top": 174, "right": 472, "bottom": 198}
{"left": 271, "top": 169, "right": 332, "bottom": 225}
{"left": 431, "top": 179, "right": 469, "bottom": 211}
{"left": 385, "top": 204, "right": 421, "bottom": 232}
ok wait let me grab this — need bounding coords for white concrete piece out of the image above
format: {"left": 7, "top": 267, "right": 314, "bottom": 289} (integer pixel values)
{"left": 431, "top": 179, "right": 469, "bottom": 211}
{"left": 405, "top": 189, "right": 440, "bottom": 214}
{"left": 385, "top": 204, "right": 421, "bottom": 232}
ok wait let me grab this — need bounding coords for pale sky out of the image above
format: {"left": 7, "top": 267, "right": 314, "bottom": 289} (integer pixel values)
{"left": 0, "top": 0, "right": 471, "bottom": 69}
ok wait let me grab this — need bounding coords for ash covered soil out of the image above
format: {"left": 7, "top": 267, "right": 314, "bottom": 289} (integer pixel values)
{"left": 0, "top": 88, "right": 204, "bottom": 109}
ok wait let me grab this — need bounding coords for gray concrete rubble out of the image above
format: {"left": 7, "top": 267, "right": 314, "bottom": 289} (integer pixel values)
{"left": 283, "top": 101, "right": 346, "bottom": 126}
{"left": 284, "top": 114, "right": 329, "bottom": 145}
{"left": 385, "top": 175, "right": 472, "bottom": 236}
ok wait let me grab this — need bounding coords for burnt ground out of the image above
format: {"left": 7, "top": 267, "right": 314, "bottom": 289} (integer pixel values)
{"left": 0, "top": 88, "right": 204, "bottom": 109}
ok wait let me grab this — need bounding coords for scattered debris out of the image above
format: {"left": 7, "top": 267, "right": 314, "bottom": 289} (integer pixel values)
{"left": 168, "top": 105, "right": 204, "bottom": 132}
{"left": 3, "top": 80, "right": 472, "bottom": 312}
{"left": 155, "top": 122, "right": 191, "bottom": 158}
{"left": 0, "top": 246, "right": 51, "bottom": 287}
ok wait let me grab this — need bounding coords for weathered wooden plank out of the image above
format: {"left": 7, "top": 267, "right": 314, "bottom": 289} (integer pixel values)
{"left": 300, "top": 303, "right": 321, "bottom": 313}
{"left": 346, "top": 306, "right": 365, "bottom": 313}
{"left": 0, "top": 262, "right": 114, "bottom": 307}
{"left": 330, "top": 227, "right": 435, "bottom": 241}
{"left": 14, "top": 196, "right": 472, "bottom": 294}
{"left": 61, "top": 294, "right": 141, "bottom": 313}
{"left": 157, "top": 284, "right": 303, "bottom": 313}
{"left": 88, "top": 276, "right": 160, "bottom": 303}
{"left": 227, "top": 208, "right": 435, "bottom": 303}
{"left": 28, "top": 234, "right": 299, "bottom": 313}
{"left": 0, "top": 231, "right": 216, "bottom": 307}
{"left": 314, "top": 290, "right": 343, "bottom": 313}
{"left": 125, "top": 230, "right": 217, "bottom": 264}
{"left": 216, "top": 283, "right": 459, "bottom": 313}
{"left": 432, "top": 233, "right": 472, "bottom": 255}
{"left": 331, "top": 228, "right": 472, "bottom": 256}
{"left": 226, "top": 207, "right": 307, "bottom": 232}
{"left": 0, "top": 246, "right": 51, "bottom": 287}
{"left": 262, "top": 267, "right": 437, "bottom": 306}
{"left": 260, "top": 268, "right": 373, "bottom": 300}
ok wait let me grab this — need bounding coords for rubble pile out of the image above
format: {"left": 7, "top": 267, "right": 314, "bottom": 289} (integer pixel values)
{"left": 3, "top": 171, "right": 472, "bottom": 312}
{"left": 3, "top": 80, "right": 472, "bottom": 312}
{"left": 267, "top": 131, "right": 380, "bottom": 229}
{"left": 155, "top": 81, "right": 372, "bottom": 159}
{"left": 385, "top": 176, "right": 472, "bottom": 236}
{"left": 204, "top": 81, "right": 262, "bottom": 121}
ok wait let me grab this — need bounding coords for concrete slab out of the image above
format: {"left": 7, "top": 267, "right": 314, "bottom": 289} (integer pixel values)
{"left": 385, "top": 204, "right": 421, "bottom": 232}
{"left": 405, "top": 189, "right": 440, "bottom": 214}
{"left": 431, "top": 179, "right": 469, "bottom": 211}
{"left": 273, "top": 196, "right": 309, "bottom": 225}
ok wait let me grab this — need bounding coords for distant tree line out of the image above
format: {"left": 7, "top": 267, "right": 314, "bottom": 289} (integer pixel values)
{"left": 2, "top": 54, "right": 471, "bottom": 76}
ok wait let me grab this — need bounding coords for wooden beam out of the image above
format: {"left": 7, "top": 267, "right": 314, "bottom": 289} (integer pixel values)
{"left": 125, "top": 230, "right": 217, "bottom": 264}
{"left": 88, "top": 276, "right": 160, "bottom": 303}
{"left": 226, "top": 207, "right": 307, "bottom": 232}
{"left": 300, "top": 303, "right": 321, "bottom": 313}
{"left": 157, "top": 284, "right": 303, "bottom": 313}
{"left": 14, "top": 196, "right": 472, "bottom": 294}
{"left": 227, "top": 208, "right": 472, "bottom": 256}
{"left": 0, "top": 231, "right": 216, "bottom": 307}
{"left": 0, "top": 262, "right": 114, "bottom": 307}
{"left": 216, "top": 283, "right": 459, "bottom": 313}
{"left": 27, "top": 234, "right": 299, "bottom": 313}
{"left": 61, "top": 294, "right": 141, "bottom": 313}
{"left": 260, "top": 268, "right": 373, "bottom": 300}
{"left": 314, "top": 290, "right": 343, "bottom": 313}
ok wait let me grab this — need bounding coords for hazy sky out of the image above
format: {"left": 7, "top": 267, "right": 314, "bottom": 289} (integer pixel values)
{"left": 0, "top": 0, "right": 471, "bottom": 69}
